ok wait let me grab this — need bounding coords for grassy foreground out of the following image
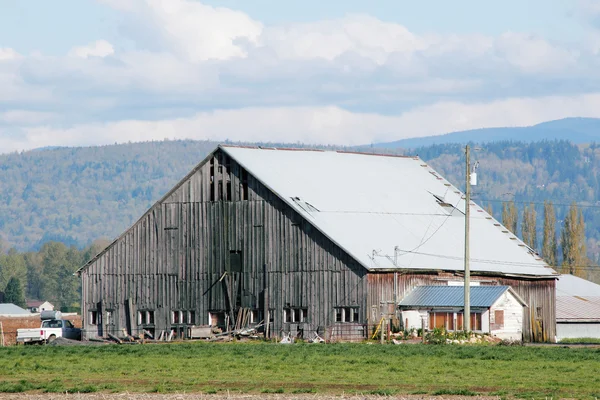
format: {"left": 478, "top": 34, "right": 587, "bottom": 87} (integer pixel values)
{"left": 1, "top": 342, "right": 599, "bottom": 398}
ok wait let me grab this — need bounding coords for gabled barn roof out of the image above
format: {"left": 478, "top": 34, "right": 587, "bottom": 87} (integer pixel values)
{"left": 221, "top": 146, "right": 556, "bottom": 278}
{"left": 398, "top": 285, "right": 525, "bottom": 308}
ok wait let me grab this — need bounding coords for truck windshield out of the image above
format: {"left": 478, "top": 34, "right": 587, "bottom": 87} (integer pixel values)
{"left": 42, "top": 320, "right": 62, "bottom": 328}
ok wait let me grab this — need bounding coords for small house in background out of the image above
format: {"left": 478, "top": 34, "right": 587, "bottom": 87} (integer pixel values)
{"left": 399, "top": 285, "right": 526, "bottom": 341}
{"left": 556, "top": 274, "right": 600, "bottom": 341}
{"left": 26, "top": 300, "right": 54, "bottom": 313}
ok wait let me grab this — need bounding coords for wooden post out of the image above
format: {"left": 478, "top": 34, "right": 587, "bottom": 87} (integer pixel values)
{"left": 263, "top": 263, "right": 270, "bottom": 339}
{"left": 98, "top": 301, "right": 106, "bottom": 338}
{"left": 126, "top": 298, "right": 136, "bottom": 337}
{"left": 380, "top": 319, "right": 385, "bottom": 344}
{"left": 464, "top": 145, "right": 471, "bottom": 332}
{"left": 0, "top": 322, "right": 4, "bottom": 347}
{"left": 421, "top": 317, "right": 425, "bottom": 343}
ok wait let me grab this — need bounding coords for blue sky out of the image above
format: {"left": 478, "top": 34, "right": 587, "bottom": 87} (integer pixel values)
{"left": 0, "top": 1, "right": 585, "bottom": 54}
{"left": 0, "top": 0, "right": 599, "bottom": 151}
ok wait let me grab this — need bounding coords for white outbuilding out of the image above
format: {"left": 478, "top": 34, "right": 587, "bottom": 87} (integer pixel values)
{"left": 399, "top": 285, "right": 526, "bottom": 341}
{"left": 556, "top": 274, "right": 600, "bottom": 341}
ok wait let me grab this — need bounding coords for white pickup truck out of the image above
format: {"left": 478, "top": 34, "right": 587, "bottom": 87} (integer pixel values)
{"left": 17, "top": 311, "right": 82, "bottom": 344}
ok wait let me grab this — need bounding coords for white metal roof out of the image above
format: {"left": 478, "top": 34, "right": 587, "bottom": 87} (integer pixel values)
{"left": 556, "top": 275, "right": 600, "bottom": 322}
{"left": 556, "top": 296, "right": 600, "bottom": 322}
{"left": 556, "top": 274, "right": 600, "bottom": 297}
{"left": 222, "top": 146, "right": 557, "bottom": 277}
{"left": 0, "top": 303, "right": 31, "bottom": 315}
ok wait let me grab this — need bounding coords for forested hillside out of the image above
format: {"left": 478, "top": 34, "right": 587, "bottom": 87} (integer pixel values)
{"left": 1, "top": 139, "right": 600, "bottom": 267}
{"left": 416, "top": 141, "right": 600, "bottom": 271}
{"left": 2, "top": 139, "right": 600, "bottom": 304}
{"left": 0, "top": 140, "right": 376, "bottom": 252}
{"left": 0, "top": 140, "right": 220, "bottom": 251}
{"left": 377, "top": 118, "right": 600, "bottom": 148}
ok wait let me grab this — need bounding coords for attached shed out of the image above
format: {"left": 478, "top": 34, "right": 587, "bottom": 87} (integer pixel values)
{"left": 556, "top": 274, "right": 600, "bottom": 340}
{"left": 399, "top": 286, "right": 526, "bottom": 341}
{"left": 77, "top": 145, "right": 558, "bottom": 342}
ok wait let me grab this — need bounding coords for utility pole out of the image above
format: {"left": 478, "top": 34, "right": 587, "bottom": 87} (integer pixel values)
{"left": 464, "top": 145, "right": 471, "bottom": 332}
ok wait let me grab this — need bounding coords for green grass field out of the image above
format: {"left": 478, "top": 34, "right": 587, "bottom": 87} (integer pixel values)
{"left": 1, "top": 342, "right": 599, "bottom": 398}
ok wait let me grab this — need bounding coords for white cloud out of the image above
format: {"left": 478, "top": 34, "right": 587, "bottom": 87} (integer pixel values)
{"left": 0, "top": 47, "right": 20, "bottom": 61}
{"left": 0, "top": 110, "right": 57, "bottom": 125}
{"left": 106, "top": 0, "right": 263, "bottom": 61}
{"left": 260, "top": 15, "right": 425, "bottom": 64}
{"left": 69, "top": 40, "right": 115, "bottom": 58}
{"left": 578, "top": 0, "right": 600, "bottom": 18}
{"left": 4, "top": 93, "right": 600, "bottom": 154}
{"left": 0, "top": 0, "right": 598, "bottom": 154}
{"left": 494, "top": 33, "right": 576, "bottom": 74}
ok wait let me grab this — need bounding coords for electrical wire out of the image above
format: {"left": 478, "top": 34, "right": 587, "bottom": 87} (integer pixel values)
{"left": 480, "top": 198, "right": 600, "bottom": 209}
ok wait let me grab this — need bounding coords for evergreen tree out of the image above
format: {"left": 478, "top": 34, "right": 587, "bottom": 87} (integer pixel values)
{"left": 4, "top": 277, "right": 26, "bottom": 308}
{"left": 521, "top": 203, "right": 537, "bottom": 250}
{"left": 502, "top": 201, "right": 518, "bottom": 235}
{"left": 561, "top": 202, "right": 587, "bottom": 277}
{"left": 542, "top": 201, "right": 557, "bottom": 267}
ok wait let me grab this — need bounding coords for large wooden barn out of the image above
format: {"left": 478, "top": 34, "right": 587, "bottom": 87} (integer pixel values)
{"left": 77, "top": 145, "right": 558, "bottom": 342}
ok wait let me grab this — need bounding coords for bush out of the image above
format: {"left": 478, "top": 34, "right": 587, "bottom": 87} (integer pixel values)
{"left": 425, "top": 327, "right": 448, "bottom": 345}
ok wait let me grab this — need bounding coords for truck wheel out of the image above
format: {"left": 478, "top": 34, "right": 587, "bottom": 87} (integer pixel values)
{"left": 47, "top": 335, "right": 56, "bottom": 344}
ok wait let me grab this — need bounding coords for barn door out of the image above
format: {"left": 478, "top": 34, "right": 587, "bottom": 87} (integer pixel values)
{"left": 162, "top": 203, "right": 180, "bottom": 276}
{"left": 531, "top": 306, "right": 545, "bottom": 342}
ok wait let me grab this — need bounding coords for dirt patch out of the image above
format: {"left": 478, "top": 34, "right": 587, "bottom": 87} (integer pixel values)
{"left": 48, "top": 337, "right": 109, "bottom": 346}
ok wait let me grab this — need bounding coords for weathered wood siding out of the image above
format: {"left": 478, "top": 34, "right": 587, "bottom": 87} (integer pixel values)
{"left": 367, "top": 272, "right": 556, "bottom": 342}
{"left": 489, "top": 291, "right": 524, "bottom": 341}
{"left": 81, "top": 149, "right": 367, "bottom": 339}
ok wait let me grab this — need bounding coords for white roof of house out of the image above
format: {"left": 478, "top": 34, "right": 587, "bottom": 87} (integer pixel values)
{"left": 0, "top": 303, "right": 31, "bottom": 315}
{"left": 222, "top": 146, "right": 557, "bottom": 277}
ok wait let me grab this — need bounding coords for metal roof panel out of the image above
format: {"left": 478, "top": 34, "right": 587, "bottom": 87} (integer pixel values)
{"left": 0, "top": 303, "right": 31, "bottom": 315}
{"left": 556, "top": 274, "right": 600, "bottom": 297}
{"left": 222, "top": 146, "right": 556, "bottom": 276}
{"left": 398, "top": 285, "right": 511, "bottom": 308}
{"left": 556, "top": 296, "right": 600, "bottom": 321}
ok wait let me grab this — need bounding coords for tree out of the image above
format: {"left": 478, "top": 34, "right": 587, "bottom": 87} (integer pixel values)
{"left": 521, "top": 203, "right": 537, "bottom": 250}
{"left": 485, "top": 203, "right": 494, "bottom": 217}
{"left": 4, "top": 277, "right": 26, "bottom": 308}
{"left": 0, "top": 248, "right": 27, "bottom": 292}
{"left": 542, "top": 201, "right": 557, "bottom": 267}
{"left": 561, "top": 202, "right": 587, "bottom": 277}
{"left": 502, "top": 201, "right": 518, "bottom": 235}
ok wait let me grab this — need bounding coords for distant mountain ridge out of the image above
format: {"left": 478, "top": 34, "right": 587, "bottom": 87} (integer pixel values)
{"left": 376, "top": 117, "right": 600, "bottom": 148}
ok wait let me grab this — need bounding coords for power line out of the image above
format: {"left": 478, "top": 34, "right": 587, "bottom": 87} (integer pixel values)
{"left": 479, "top": 198, "right": 600, "bottom": 210}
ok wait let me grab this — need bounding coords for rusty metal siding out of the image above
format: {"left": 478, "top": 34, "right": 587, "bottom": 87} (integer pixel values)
{"left": 367, "top": 272, "right": 555, "bottom": 342}
{"left": 81, "top": 149, "right": 367, "bottom": 339}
